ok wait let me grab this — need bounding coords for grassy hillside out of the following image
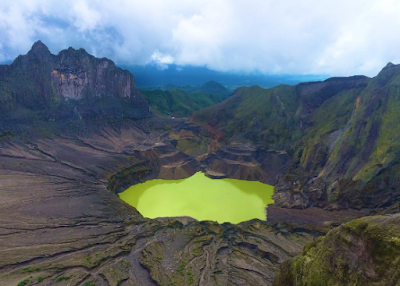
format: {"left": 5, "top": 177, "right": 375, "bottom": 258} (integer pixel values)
{"left": 193, "top": 67, "right": 400, "bottom": 210}
{"left": 141, "top": 83, "right": 229, "bottom": 118}
{"left": 193, "top": 85, "right": 301, "bottom": 148}
{"left": 273, "top": 214, "right": 400, "bottom": 286}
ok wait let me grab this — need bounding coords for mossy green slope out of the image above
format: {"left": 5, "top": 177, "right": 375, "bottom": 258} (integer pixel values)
{"left": 273, "top": 214, "right": 400, "bottom": 286}
{"left": 294, "top": 65, "right": 400, "bottom": 209}
{"left": 200, "top": 80, "right": 231, "bottom": 99}
{"left": 141, "top": 88, "right": 222, "bottom": 117}
{"left": 193, "top": 85, "right": 301, "bottom": 148}
{"left": 193, "top": 68, "right": 400, "bottom": 210}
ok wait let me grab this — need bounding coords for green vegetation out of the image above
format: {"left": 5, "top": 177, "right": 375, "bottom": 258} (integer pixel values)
{"left": 84, "top": 254, "right": 103, "bottom": 267}
{"left": 174, "top": 260, "right": 197, "bottom": 284}
{"left": 193, "top": 85, "right": 300, "bottom": 148}
{"left": 37, "top": 276, "right": 43, "bottom": 282}
{"left": 300, "top": 90, "right": 358, "bottom": 161}
{"left": 193, "top": 70, "right": 400, "bottom": 209}
{"left": 188, "top": 275, "right": 194, "bottom": 284}
{"left": 21, "top": 267, "right": 40, "bottom": 273}
{"left": 192, "top": 248, "right": 201, "bottom": 255}
{"left": 200, "top": 80, "right": 231, "bottom": 99}
{"left": 353, "top": 86, "right": 400, "bottom": 182}
{"left": 177, "top": 260, "right": 187, "bottom": 276}
{"left": 273, "top": 215, "right": 400, "bottom": 286}
{"left": 100, "top": 259, "right": 130, "bottom": 285}
{"left": 141, "top": 87, "right": 226, "bottom": 118}
{"left": 17, "top": 279, "right": 30, "bottom": 286}
{"left": 55, "top": 276, "right": 70, "bottom": 282}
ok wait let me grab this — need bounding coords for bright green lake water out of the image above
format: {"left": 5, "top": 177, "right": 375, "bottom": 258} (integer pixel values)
{"left": 119, "top": 172, "right": 274, "bottom": 224}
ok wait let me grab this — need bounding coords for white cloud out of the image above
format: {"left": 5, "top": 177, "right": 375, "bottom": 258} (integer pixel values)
{"left": 149, "top": 50, "right": 175, "bottom": 70}
{"left": 0, "top": 0, "right": 400, "bottom": 76}
{"left": 71, "top": 0, "right": 102, "bottom": 32}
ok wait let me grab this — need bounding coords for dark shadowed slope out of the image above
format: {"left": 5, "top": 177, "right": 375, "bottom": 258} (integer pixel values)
{"left": 0, "top": 41, "right": 150, "bottom": 136}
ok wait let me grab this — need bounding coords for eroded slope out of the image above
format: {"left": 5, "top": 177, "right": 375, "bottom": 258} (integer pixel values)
{"left": 0, "top": 122, "right": 318, "bottom": 286}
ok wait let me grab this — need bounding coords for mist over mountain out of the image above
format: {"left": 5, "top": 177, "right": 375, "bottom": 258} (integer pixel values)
{"left": 1, "top": 1, "right": 400, "bottom": 76}
{"left": 122, "top": 64, "right": 328, "bottom": 89}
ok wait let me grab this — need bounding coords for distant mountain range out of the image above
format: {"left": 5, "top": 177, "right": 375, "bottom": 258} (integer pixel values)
{"left": 121, "top": 64, "right": 328, "bottom": 90}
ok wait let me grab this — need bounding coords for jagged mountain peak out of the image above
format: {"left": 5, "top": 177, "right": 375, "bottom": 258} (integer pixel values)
{"left": 1, "top": 42, "right": 151, "bottom": 120}
{"left": 57, "top": 46, "right": 92, "bottom": 61}
{"left": 376, "top": 61, "right": 400, "bottom": 81}
{"left": 28, "top": 40, "right": 51, "bottom": 58}
{"left": 65, "top": 46, "right": 88, "bottom": 54}
{"left": 382, "top": 62, "right": 396, "bottom": 71}
{"left": 31, "top": 40, "right": 48, "bottom": 50}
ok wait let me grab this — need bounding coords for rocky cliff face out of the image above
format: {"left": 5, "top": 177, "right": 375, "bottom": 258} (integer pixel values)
{"left": 193, "top": 65, "right": 400, "bottom": 212}
{"left": 0, "top": 41, "right": 150, "bottom": 130}
{"left": 51, "top": 46, "right": 141, "bottom": 101}
{"left": 279, "top": 64, "right": 400, "bottom": 211}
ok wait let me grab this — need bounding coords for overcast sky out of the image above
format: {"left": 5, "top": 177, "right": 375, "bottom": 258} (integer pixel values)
{"left": 1, "top": 0, "right": 400, "bottom": 76}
